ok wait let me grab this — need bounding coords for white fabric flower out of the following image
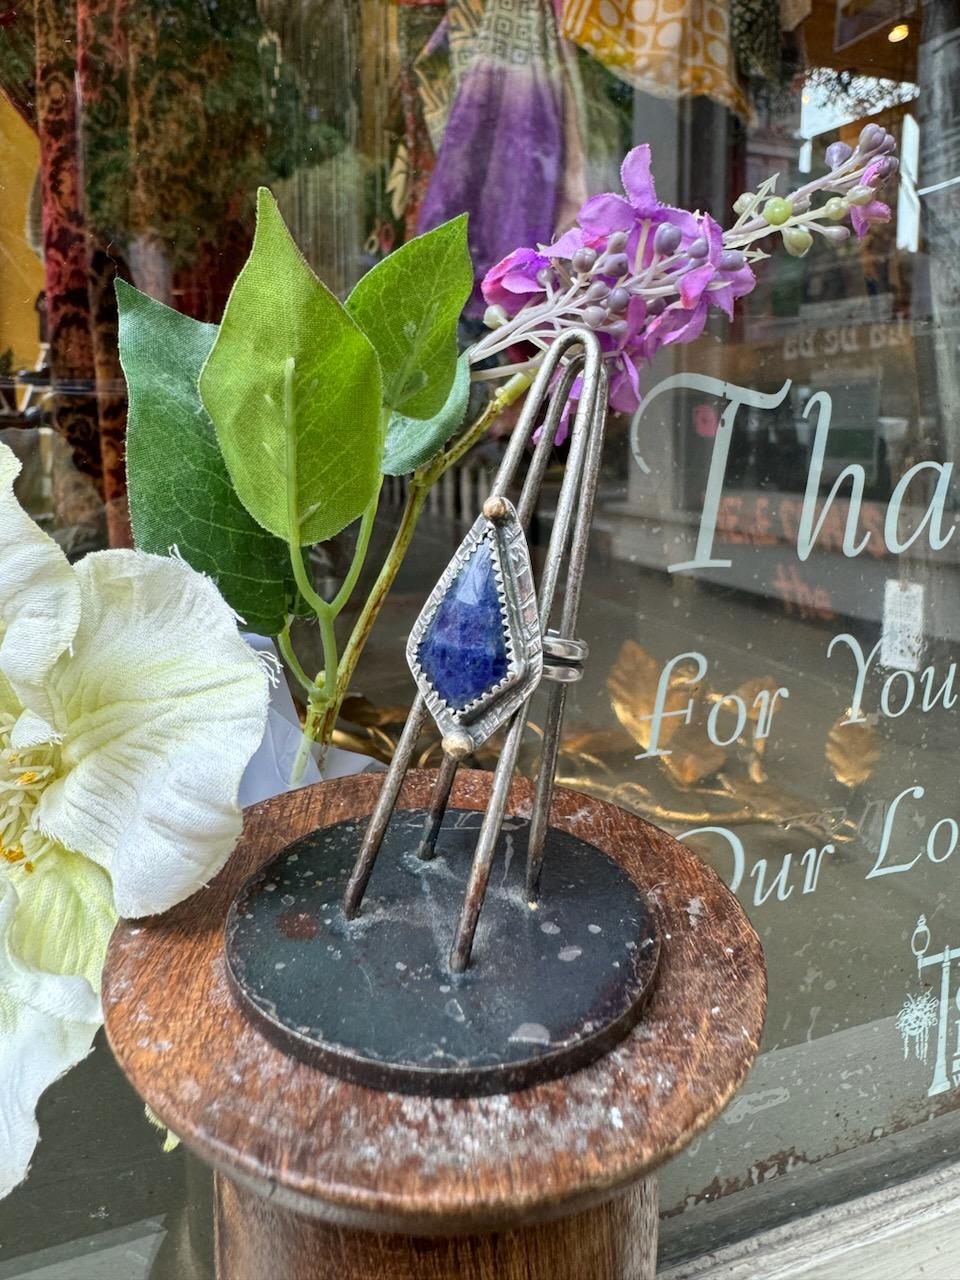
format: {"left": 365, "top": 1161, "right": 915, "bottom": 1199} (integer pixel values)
{"left": 0, "top": 443, "right": 269, "bottom": 1197}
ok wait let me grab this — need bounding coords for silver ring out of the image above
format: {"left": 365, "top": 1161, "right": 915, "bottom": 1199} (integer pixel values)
{"left": 541, "top": 661, "right": 584, "bottom": 684}
{"left": 543, "top": 632, "right": 589, "bottom": 663}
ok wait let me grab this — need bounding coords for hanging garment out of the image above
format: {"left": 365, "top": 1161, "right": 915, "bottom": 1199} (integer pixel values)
{"left": 389, "top": 65, "right": 437, "bottom": 238}
{"left": 560, "top": 0, "right": 749, "bottom": 119}
{"left": 0, "top": 0, "right": 336, "bottom": 545}
{"left": 388, "top": 3, "right": 444, "bottom": 244}
{"left": 413, "top": 0, "right": 486, "bottom": 152}
{"left": 32, "top": 0, "right": 122, "bottom": 531}
{"left": 417, "top": 0, "right": 585, "bottom": 313}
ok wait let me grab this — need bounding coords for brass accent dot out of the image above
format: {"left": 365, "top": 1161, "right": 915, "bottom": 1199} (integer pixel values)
{"left": 442, "top": 730, "right": 474, "bottom": 760}
{"left": 482, "top": 496, "right": 509, "bottom": 522}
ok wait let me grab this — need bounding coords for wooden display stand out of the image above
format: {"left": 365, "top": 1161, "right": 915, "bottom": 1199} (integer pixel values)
{"left": 103, "top": 771, "right": 765, "bottom": 1280}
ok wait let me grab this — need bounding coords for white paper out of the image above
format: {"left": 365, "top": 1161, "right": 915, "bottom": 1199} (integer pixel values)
{"left": 238, "top": 635, "right": 370, "bottom": 806}
{"left": 880, "top": 580, "right": 925, "bottom": 672}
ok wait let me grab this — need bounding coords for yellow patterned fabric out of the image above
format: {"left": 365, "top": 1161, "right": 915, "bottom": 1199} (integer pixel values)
{"left": 560, "top": 0, "right": 749, "bottom": 119}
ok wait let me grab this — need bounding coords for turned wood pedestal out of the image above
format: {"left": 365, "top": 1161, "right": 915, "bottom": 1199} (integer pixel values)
{"left": 103, "top": 771, "right": 765, "bottom": 1280}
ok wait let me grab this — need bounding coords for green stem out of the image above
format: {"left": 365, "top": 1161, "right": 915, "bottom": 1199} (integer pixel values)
{"left": 329, "top": 478, "right": 382, "bottom": 616}
{"left": 283, "top": 356, "right": 329, "bottom": 621}
{"left": 277, "top": 620, "right": 316, "bottom": 697}
{"left": 421, "top": 371, "right": 532, "bottom": 484}
{"left": 318, "top": 608, "right": 338, "bottom": 697}
{"left": 291, "top": 695, "right": 324, "bottom": 784}
{"left": 282, "top": 354, "right": 343, "bottom": 784}
{"left": 314, "top": 477, "right": 430, "bottom": 748}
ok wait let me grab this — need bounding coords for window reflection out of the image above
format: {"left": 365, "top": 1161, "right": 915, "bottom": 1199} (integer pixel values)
{"left": 0, "top": 0, "right": 959, "bottom": 1271}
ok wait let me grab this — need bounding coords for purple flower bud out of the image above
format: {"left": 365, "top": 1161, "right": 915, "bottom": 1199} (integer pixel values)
{"left": 858, "top": 123, "right": 884, "bottom": 153}
{"left": 585, "top": 281, "right": 610, "bottom": 303}
{"left": 871, "top": 156, "right": 894, "bottom": 181}
{"left": 607, "top": 231, "right": 629, "bottom": 253}
{"left": 719, "top": 249, "right": 745, "bottom": 272}
{"left": 607, "top": 319, "right": 629, "bottom": 340}
{"left": 604, "top": 252, "right": 630, "bottom": 278}
{"left": 654, "top": 223, "right": 682, "bottom": 256}
{"left": 572, "top": 246, "right": 597, "bottom": 273}
{"left": 687, "top": 236, "right": 708, "bottom": 258}
{"left": 647, "top": 298, "right": 666, "bottom": 316}
{"left": 820, "top": 225, "right": 851, "bottom": 244}
{"left": 880, "top": 133, "right": 897, "bottom": 154}
{"left": 536, "top": 267, "right": 554, "bottom": 285}
{"left": 584, "top": 305, "right": 607, "bottom": 328}
{"left": 607, "top": 286, "right": 630, "bottom": 313}
{"left": 825, "top": 141, "right": 853, "bottom": 169}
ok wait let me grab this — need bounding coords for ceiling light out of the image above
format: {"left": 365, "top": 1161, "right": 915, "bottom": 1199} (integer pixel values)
{"left": 888, "top": 22, "right": 909, "bottom": 41}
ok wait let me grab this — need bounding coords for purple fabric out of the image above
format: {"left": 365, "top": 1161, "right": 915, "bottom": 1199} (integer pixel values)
{"left": 418, "top": 60, "right": 564, "bottom": 315}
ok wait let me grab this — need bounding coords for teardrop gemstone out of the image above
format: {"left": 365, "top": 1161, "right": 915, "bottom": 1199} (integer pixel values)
{"left": 416, "top": 537, "right": 510, "bottom": 712}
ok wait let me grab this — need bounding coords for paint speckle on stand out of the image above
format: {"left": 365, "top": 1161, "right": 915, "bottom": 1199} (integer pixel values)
{"left": 510, "top": 1023, "right": 551, "bottom": 1045}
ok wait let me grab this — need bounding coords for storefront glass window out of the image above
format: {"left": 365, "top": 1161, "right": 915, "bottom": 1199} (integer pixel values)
{"left": 1, "top": 0, "right": 958, "bottom": 1272}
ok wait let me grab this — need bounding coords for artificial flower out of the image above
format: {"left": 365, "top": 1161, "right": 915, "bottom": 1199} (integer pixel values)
{"left": 0, "top": 443, "right": 269, "bottom": 1197}
{"left": 850, "top": 198, "right": 891, "bottom": 239}
{"left": 481, "top": 247, "right": 550, "bottom": 314}
{"left": 470, "top": 130, "right": 896, "bottom": 422}
{"left": 548, "top": 144, "right": 700, "bottom": 264}
{"left": 850, "top": 161, "right": 892, "bottom": 239}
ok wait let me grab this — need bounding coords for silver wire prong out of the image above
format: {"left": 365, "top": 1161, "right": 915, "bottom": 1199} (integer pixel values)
{"left": 449, "top": 708, "right": 529, "bottom": 972}
{"left": 342, "top": 693, "right": 428, "bottom": 918}
{"left": 416, "top": 750, "right": 460, "bottom": 861}
{"left": 525, "top": 360, "right": 608, "bottom": 903}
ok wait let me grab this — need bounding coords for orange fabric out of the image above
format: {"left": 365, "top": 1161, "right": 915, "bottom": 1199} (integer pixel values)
{"left": 560, "top": 0, "right": 749, "bottom": 118}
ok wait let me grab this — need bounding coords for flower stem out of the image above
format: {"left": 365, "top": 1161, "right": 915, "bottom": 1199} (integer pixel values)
{"left": 282, "top": 353, "right": 343, "bottom": 784}
{"left": 278, "top": 620, "right": 316, "bottom": 697}
{"left": 291, "top": 694, "right": 325, "bottom": 783}
{"left": 423, "top": 372, "right": 531, "bottom": 481}
{"left": 308, "top": 374, "right": 531, "bottom": 749}
{"left": 330, "top": 480, "right": 382, "bottom": 616}
{"left": 283, "top": 356, "right": 329, "bottom": 622}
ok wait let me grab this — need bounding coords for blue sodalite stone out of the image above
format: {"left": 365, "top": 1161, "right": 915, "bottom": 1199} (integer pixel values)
{"left": 417, "top": 538, "right": 510, "bottom": 711}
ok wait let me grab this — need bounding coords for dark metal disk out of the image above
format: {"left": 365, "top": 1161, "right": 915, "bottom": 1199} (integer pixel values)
{"left": 224, "top": 808, "right": 660, "bottom": 1097}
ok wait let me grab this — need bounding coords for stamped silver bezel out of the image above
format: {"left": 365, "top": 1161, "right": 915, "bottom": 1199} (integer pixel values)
{"left": 406, "top": 503, "right": 543, "bottom": 747}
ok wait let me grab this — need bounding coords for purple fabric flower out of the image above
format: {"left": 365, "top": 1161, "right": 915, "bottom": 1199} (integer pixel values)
{"left": 545, "top": 143, "right": 700, "bottom": 267}
{"left": 637, "top": 211, "right": 754, "bottom": 360}
{"left": 850, "top": 162, "right": 892, "bottom": 239}
{"left": 711, "top": 262, "right": 757, "bottom": 318}
{"left": 476, "top": 143, "right": 761, "bottom": 423}
{"left": 609, "top": 353, "right": 641, "bottom": 415}
{"left": 471, "top": 134, "right": 897, "bottom": 441}
{"left": 850, "top": 200, "right": 891, "bottom": 238}
{"left": 482, "top": 248, "right": 550, "bottom": 313}
{"left": 620, "top": 145, "right": 701, "bottom": 241}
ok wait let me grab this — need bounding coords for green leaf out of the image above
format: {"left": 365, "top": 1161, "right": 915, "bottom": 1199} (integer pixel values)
{"left": 382, "top": 352, "right": 471, "bottom": 476}
{"left": 199, "top": 188, "right": 383, "bottom": 546}
{"left": 118, "top": 279, "right": 297, "bottom": 636}
{"left": 346, "top": 214, "right": 472, "bottom": 419}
